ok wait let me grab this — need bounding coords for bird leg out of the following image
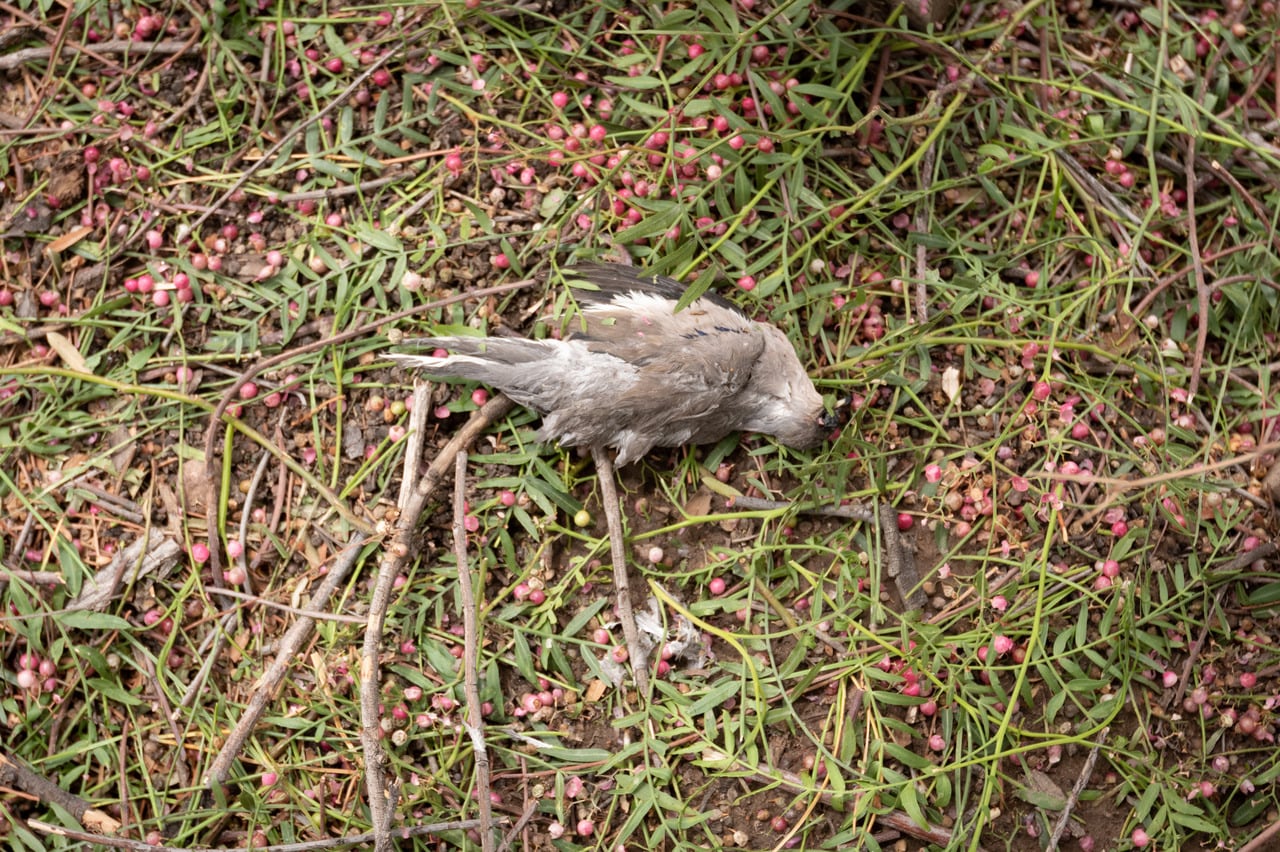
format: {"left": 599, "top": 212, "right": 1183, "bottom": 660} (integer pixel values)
{"left": 591, "top": 446, "right": 651, "bottom": 699}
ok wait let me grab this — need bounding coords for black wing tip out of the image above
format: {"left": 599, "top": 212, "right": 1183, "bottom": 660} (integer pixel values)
{"left": 561, "top": 261, "right": 744, "bottom": 314}
{"left": 562, "top": 262, "right": 680, "bottom": 298}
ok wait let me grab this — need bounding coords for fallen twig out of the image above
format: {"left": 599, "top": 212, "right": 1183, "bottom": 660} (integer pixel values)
{"left": 0, "top": 753, "right": 121, "bottom": 835}
{"left": 201, "top": 279, "right": 536, "bottom": 588}
{"left": 26, "top": 817, "right": 485, "bottom": 851}
{"left": 728, "top": 494, "right": 875, "bottom": 522}
{"left": 202, "top": 534, "right": 368, "bottom": 791}
{"left": 453, "top": 451, "right": 495, "bottom": 852}
{"left": 1046, "top": 727, "right": 1107, "bottom": 851}
{"left": 0, "top": 568, "right": 63, "bottom": 586}
{"left": 360, "top": 394, "right": 516, "bottom": 851}
{"left": 593, "top": 447, "right": 651, "bottom": 698}
{"left": 0, "top": 38, "right": 192, "bottom": 71}
{"left": 68, "top": 529, "right": 182, "bottom": 612}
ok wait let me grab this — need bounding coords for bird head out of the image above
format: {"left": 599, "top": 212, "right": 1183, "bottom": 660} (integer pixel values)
{"left": 738, "top": 325, "right": 834, "bottom": 450}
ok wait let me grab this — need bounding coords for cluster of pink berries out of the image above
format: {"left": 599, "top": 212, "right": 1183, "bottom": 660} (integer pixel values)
{"left": 13, "top": 651, "right": 58, "bottom": 696}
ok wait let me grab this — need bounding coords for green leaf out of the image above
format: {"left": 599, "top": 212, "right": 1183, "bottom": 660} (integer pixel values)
{"left": 353, "top": 223, "right": 402, "bottom": 253}
{"left": 685, "top": 677, "right": 741, "bottom": 717}
{"left": 1231, "top": 795, "right": 1272, "bottom": 827}
{"left": 1245, "top": 583, "right": 1280, "bottom": 606}
{"left": 605, "top": 74, "right": 665, "bottom": 90}
{"left": 1167, "top": 811, "right": 1220, "bottom": 834}
{"left": 899, "top": 780, "right": 929, "bottom": 829}
{"left": 309, "top": 158, "right": 358, "bottom": 183}
{"left": 616, "top": 203, "right": 686, "bottom": 244}
{"left": 87, "top": 677, "right": 143, "bottom": 706}
{"left": 58, "top": 611, "right": 131, "bottom": 631}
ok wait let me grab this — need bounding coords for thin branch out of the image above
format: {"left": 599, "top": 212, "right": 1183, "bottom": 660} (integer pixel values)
{"left": 1183, "top": 137, "right": 1209, "bottom": 399}
{"left": 1046, "top": 727, "right": 1107, "bottom": 850}
{"left": 0, "top": 753, "right": 120, "bottom": 833}
{"left": 453, "top": 452, "right": 495, "bottom": 852}
{"left": 26, "top": 817, "right": 485, "bottom": 852}
{"left": 201, "top": 278, "right": 536, "bottom": 588}
{"left": 1239, "top": 815, "right": 1280, "bottom": 852}
{"left": 360, "top": 394, "right": 516, "bottom": 851}
{"left": 0, "top": 38, "right": 192, "bottom": 71}
{"left": 203, "top": 534, "right": 368, "bottom": 790}
{"left": 593, "top": 447, "right": 650, "bottom": 698}
{"left": 202, "top": 587, "right": 368, "bottom": 623}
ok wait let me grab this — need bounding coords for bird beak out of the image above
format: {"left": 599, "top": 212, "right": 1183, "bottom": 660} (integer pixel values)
{"left": 819, "top": 394, "right": 851, "bottom": 431}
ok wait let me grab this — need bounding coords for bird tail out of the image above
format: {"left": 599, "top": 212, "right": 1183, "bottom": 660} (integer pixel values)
{"left": 385, "top": 337, "right": 556, "bottom": 386}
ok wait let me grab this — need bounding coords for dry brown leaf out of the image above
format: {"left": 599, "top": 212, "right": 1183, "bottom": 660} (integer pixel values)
{"left": 45, "top": 332, "right": 90, "bottom": 374}
{"left": 683, "top": 489, "right": 713, "bottom": 518}
{"left": 45, "top": 224, "right": 94, "bottom": 255}
{"left": 584, "top": 679, "right": 607, "bottom": 702}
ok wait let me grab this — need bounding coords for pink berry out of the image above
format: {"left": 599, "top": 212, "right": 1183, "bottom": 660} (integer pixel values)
{"left": 708, "top": 577, "right": 727, "bottom": 596}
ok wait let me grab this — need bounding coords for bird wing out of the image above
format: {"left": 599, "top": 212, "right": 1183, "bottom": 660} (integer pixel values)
{"left": 562, "top": 262, "right": 762, "bottom": 383}
{"left": 565, "top": 262, "right": 744, "bottom": 315}
{"left": 566, "top": 266, "right": 770, "bottom": 441}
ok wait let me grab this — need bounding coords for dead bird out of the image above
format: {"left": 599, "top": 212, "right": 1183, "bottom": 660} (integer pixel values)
{"left": 387, "top": 263, "right": 838, "bottom": 465}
